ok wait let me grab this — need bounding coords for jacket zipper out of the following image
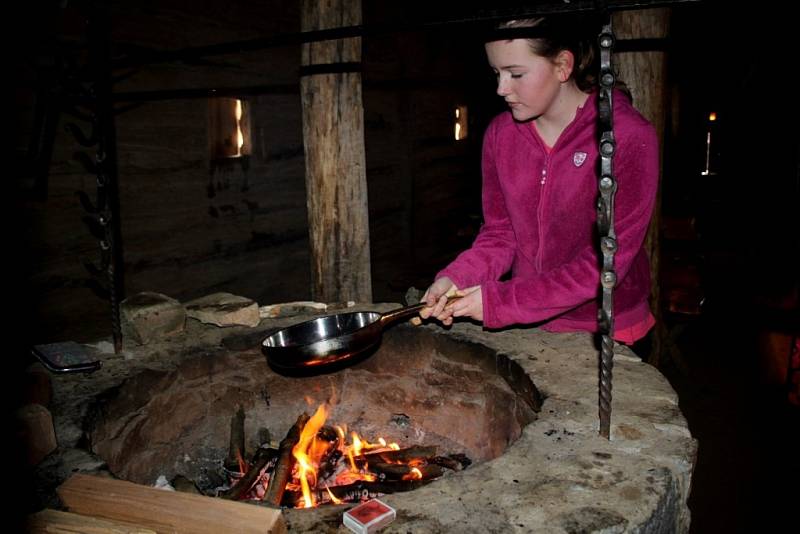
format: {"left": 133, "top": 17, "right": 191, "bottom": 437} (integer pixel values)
{"left": 536, "top": 156, "right": 550, "bottom": 272}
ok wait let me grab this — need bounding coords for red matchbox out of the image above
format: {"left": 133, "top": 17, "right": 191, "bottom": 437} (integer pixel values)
{"left": 342, "top": 499, "right": 396, "bottom": 534}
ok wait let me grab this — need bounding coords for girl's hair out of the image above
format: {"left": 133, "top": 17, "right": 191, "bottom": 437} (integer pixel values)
{"left": 497, "top": 17, "right": 599, "bottom": 92}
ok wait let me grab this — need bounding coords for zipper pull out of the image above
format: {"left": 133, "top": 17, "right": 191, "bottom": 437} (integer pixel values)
{"left": 540, "top": 167, "right": 547, "bottom": 185}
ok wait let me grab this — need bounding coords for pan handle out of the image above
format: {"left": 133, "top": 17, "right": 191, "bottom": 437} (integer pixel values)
{"left": 379, "top": 296, "right": 461, "bottom": 325}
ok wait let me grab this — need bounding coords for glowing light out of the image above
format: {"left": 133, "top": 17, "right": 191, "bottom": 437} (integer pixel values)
{"left": 454, "top": 105, "right": 468, "bottom": 141}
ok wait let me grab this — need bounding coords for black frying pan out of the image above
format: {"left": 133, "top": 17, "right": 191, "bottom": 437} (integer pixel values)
{"left": 262, "top": 299, "right": 456, "bottom": 373}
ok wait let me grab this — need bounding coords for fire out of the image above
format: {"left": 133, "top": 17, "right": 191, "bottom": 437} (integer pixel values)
{"left": 285, "top": 405, "right": 414, "bottom": 507}
{"left": 292, "top": 404, "right": 328, "bottom": 508}
{"left": 403, "top": 467, "right": 423, "bottom": 481}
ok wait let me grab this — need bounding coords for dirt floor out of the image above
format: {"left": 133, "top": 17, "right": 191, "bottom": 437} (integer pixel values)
{"left": 649, "top": 309, "right": 799, "bottom": 533}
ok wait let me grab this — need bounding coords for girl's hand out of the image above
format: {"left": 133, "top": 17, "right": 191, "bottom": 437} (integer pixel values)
{"left": 450, "top": 286, "right": 483, "bottom": 323}
{"left": 419, "top": 277, "right": 458, "bottom": 321}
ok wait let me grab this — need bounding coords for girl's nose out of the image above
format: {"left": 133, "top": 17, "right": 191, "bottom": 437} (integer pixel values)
{"left": 496, "top": 76, "right": 510, "bottom": 97}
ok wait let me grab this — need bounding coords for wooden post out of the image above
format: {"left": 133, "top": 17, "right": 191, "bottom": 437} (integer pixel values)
{"left": 300, "top": 0, "right": 372, "bottom": 303}
{"left": 612, "top": 8, "right": 670, "bottom": 366}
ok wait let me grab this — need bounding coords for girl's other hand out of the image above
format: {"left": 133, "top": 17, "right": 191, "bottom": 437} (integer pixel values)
{"left": 419, "top": 277, "right": 458, "bottom": 321}
{"left": 450, "top": 286, "right": 483, "bottom": 323}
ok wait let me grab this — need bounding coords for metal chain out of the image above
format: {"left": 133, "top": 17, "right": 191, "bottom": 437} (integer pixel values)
{"left": 597, "top": 19, "right": 617, "bottom": 439}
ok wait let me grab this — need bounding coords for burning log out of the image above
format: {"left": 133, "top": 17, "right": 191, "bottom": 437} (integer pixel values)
{"left": 220, "top": 447, "right": 278, "bottom": 501}
{"left": 223, "top": 405, "right": 246, "bottom": 472}
{"left": 369, "top": 462, "right": 444, "bottom": 481}
{"left": 316, "top": 427, "right": 342, "bottom": 482}
{"left": 430, "top": 453, "right": 472, "bottom": 471}
{"left": 283, "top": 480, "right": 430, "bottom": 506}
{"left": 263, "top": 412, "right": 309, "bottom": 506}
{"left": 358, "top": 445, "right": 438, "bottom": 464}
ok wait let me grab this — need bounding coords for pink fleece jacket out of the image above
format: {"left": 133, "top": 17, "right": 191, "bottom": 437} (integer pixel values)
{"left": 438, "top": 89, "right": 658, "bottom": 337}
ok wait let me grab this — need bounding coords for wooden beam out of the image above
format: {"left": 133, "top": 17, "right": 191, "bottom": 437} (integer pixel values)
{"left": 57, "top": 474, "right": 286, "bottom": 534}
{"left": 300, "top": 0, "right": 372, "bottom": 303}
{"left": 612, "top": 8, "right": 670, "bottom": 366}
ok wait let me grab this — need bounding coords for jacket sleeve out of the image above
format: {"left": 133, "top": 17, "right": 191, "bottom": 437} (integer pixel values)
{"left": 481, "top": 123, "right": 659, "bottom": 328}
{"left": 437, "top": 121, "right": 517, "bottom": 288}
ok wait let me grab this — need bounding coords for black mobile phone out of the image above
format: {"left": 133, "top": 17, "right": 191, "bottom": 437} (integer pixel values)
{"left": 31, "top": 341, "right": 102, "bottom": 374}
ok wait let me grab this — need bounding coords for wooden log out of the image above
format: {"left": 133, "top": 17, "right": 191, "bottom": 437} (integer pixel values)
{"left": 300, "top": 0, "right": 372, "bottom": 303}
{"left": 57, "top": 474, "right": 286, "bottom": 534}
{"left": 27, "top": 508, "right": 157, "bottom": 534}
{"left": 224, "top": 404, "right": 246, "bottom": 472}
{"left": 612, "top": 8, "right": 670, "bottom": 366}
{"left": 263, "top": 413, "right": 310, "bottom": 506}
{"left": 429, "top": 454, "right": 471, "bottom": 471}
{"left": 357, "top": 445, "right": 437, "bottom": 464}
{"left": 283, "top": 479, "right": 429, "bottom": 506}
{"left": 369, "top": 462, "right": 443, "bottom": 481}
{"left": 221, "top": 447, "right": 278, "bottom": 500}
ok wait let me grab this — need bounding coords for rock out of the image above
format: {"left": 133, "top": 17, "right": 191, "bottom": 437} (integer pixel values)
{"left": 184, "top": 292, "right": 260, "bottom": 328}
{"left": 16, "top": 403, "right": 58, "bottom": 465}
{"left": 258, "top": 301, "right": 327, "bottom": 319}
{"left": 121, "top": 292, "right": 186, "bottom": 345}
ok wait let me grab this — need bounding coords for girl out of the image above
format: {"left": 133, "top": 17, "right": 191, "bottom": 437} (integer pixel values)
{"left": 421, "top": 17, "right": 658, "bottom": 344}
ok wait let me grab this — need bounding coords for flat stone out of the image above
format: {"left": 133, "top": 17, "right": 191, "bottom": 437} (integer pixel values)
{"left": 121, "top": 292, "right": 185, "bottom": 345}
{"left": 184, "top": 292, "right": 260, "bottom": 328}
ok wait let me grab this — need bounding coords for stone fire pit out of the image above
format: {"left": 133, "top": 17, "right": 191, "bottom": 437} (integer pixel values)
{"left": 37, "top": 302, "right": 697, "bottom": 533}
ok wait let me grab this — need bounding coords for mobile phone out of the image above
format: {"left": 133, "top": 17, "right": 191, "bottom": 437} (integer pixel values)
{"left": 31, "top": 341, "right": 102, "bottom": 374}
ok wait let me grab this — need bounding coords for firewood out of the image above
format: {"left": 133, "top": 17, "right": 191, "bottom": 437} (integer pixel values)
{"left": 318, "top": 449, "right": 343, "bottom": 482}
{"left": 220, "top": 447, "right": 278, "bottom": 500}
{"left": 358, "top": 445, "right": 437, "bottom": 464}
{"left": 369, "top": 462, "right": 443, "bottom": 481}
{"left": 430, "top": 454, "right": 471, "bottom": 471}
{"left": 282, "top": 479, "right": 429, "bottom": 506}
{"left": 223, "top": 404, "right": 246, "bottom": 472}
{"left": 263, "top": 413, "right": 310, "bottom": 506}
{"left": 57, "top": 474, "right": 286, "bottom": 533}
{"left": 315, "top": 426, "right": 341, "bottom": 482}
{"left": 27, "top": 508, "right": 156, "bottom": 533}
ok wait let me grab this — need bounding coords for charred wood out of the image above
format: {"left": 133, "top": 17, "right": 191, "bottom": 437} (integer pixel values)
{"left": 224, "top": 405, "right": 246, "bottom": 472}
{"left": 220, "top": 448, "right": 278, "bottom": 501}
{"left": 282, "top": 479, "right": 430, "bottom": 506}
{"left": 358, "top": 445, "right": 437, "bottom": 464}
{"left": 369, "top": 462, "right": 443, "bottom": 481}
{"left": 430, "top": 453, "right": 471, "bottom": 471}
{"left": 263, "top": 413, "right": 310, "bottom": 506}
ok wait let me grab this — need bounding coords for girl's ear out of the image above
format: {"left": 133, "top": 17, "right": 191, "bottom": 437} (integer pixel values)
{"left": 554, "top": 50, "right": 575, "bottom": 82}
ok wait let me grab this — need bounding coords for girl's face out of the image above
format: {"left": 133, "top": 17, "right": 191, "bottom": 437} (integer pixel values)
{"left": 485, "top": 39, "right": 567, "bottom": 122}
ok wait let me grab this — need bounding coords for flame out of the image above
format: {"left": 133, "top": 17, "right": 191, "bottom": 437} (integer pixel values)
{"left": 708, "top": 111, "right": 717, "bottom": 122}
{"left": 292, "top": 404, "right": 328, "bottom": 508}
{"left": 403, "top": 467, "right": 423, "bottom": 481}
{"left": 324, "top": 484, "right": 343, "bottom": 505}
{"left": 236, "top": 449, "right": 248, "bottom": 475}
{"left": 235, "top": 99, "right": 244, "bottom": 155}
{"left": 284, "top": 405, "right": 416, "bottom": 507}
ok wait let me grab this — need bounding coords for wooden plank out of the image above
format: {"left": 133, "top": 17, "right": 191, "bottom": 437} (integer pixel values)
{"left": 300, "top": 0, "right": 372, "bottom": 303}
{"left": 57, "top": 474, "right": 286, "bottom": 534}
{"left": 26, "top": 508, "right": 156, "bottom": 534}
{"left": 612, "top": 8, "right": 670, "bottom": 365}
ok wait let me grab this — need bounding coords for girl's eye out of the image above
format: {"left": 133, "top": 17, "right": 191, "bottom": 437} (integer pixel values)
{"left": 511, "top": 73, "right": 523, "bottom": 79}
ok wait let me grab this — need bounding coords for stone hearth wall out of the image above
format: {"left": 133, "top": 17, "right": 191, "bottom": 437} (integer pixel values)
{"left": 36, "top": 303, "right": 697, "bottom": 533}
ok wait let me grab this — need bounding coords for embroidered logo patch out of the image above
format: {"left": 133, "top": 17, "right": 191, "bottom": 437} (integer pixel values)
{"left": 573, "top": 151, "right": 588, "bottom": 167}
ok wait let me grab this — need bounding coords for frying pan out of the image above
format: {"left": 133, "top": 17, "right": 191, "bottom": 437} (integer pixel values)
{"left": 262, "top": 298, "right": 457, "bottom": 373}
